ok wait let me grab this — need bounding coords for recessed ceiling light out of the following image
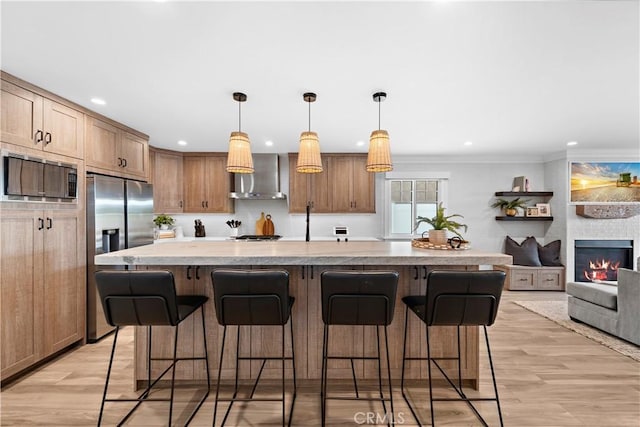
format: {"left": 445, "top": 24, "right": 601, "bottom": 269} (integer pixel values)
{"left": 464, "top": 141, "right": 473, "bottom": 146}
{"left": 567, "top": 141, "right": 578, "bottom": 146}
{"left": 90, "top": 97, "right": 106, "bottom": 106}
{"left": 356, "top": 140, "right": 365, "bottom": 147}
{"left": 177, "top": 140, "right": 187, "bottom": 146}
{"left": 265, "top": 140, "right": 274, "bottom": 147}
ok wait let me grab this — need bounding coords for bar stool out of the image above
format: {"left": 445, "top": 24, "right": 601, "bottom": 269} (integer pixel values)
{"left": 210, "top": 269, "right": 297, "bottom": 427}
{"left": 320, "top": 270, "right": 399, "bottom": 427}
{"left": 400, "top": 270, "right": 506, "bottom": 427}
{"left": 94, "top": 270, "right": 210, "bottom": 426}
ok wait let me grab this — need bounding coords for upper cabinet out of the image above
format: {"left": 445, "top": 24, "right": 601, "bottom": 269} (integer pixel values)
{"left": 288, "top": 153, "right": 375, "bottom": 214}
{"left": 85, "top": 116, "right": 149, "bottom": 180}
{"left": 150, "top": 148, "right": 184, "bottom": 213}
{"left": 288, "top": 154, "right": 331, "bottom": 213}
{"left": 1, "top": 80, "right": 84, "bottom": 159}
{"left": 183, "top": 154, "right": 234, "bottom": 213}
{"left": 329, "top": 155, "right": 375, "bottom": 213}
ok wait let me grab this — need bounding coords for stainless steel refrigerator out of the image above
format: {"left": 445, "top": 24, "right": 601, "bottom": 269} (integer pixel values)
{"left": 86, "top": 174, "right": 154, "bottom": 342}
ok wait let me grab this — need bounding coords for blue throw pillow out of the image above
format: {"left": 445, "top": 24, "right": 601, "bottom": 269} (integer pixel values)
{"left": 505, "top": 236, "right": 542, "bottom": 266}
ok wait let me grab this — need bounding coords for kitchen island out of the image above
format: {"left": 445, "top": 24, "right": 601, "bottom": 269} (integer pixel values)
{"left": 95, "top": 241, "right": 511, "bottom": 388}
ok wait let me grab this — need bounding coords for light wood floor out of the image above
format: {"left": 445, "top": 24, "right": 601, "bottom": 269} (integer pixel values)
{"left": 2, "top": 291, "right": 639, "bottom": 426}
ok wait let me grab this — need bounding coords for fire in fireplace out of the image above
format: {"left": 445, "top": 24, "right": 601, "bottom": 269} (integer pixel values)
{"left": 574, "top": 240, "right": 633, "bottom": 283}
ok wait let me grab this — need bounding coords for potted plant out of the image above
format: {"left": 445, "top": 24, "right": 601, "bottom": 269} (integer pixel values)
{"left": 416, "top": 202, "right": 468, "bottom": 245}
{"left": 153, "top": 214, "right": 175, "bottom": 230}
{"left": 491, "top": 197, "right": 529, "bottom": 217}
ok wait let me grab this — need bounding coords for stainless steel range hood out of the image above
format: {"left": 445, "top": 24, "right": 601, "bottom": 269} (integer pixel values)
{"left": 229, "top": 154, "right": 287, "bottom": 200}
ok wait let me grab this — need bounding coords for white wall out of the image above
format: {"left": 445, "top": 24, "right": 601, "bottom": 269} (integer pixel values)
{"left": 389, "top": 156, "right": 557, "bottom": 253}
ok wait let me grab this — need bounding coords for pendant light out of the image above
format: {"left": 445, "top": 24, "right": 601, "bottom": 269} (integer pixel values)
{"left": 296, "top": 92, "right": 323, "bottom": 173}
{"left": 226, "top": 92, "right": 254, "bottom": 173}
{"left": 366, "top": 91, "right": 393, "bottom": 172}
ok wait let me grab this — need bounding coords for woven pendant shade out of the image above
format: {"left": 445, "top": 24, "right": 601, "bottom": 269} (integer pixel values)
{"left": 366, "top": 129, "right": 392, "bottom": 172}
{"left": 296, "top": 131, "right": 323, "bottom": 173}
{"left": 226, "top": 131, "right": 254, "bottom": 173}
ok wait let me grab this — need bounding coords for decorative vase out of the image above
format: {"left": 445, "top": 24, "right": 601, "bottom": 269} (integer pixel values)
{"left": 428, "top": 229, "right": 447, "bottom": 245}
{"left": 160, "top": 224, "right": 169, "bottom": 230}
{"left": 505, "top": 208, "right": 517, "bottom": 217}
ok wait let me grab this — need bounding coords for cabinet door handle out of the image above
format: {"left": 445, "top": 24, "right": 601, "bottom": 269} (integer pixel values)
{"left": 310, "top": 265, "right": 314, "bottom": 279}
{"left": 179, "top": 201, "right": 183, "bottom": 208}
{"left": 117, "top": 157, "right": 123, "bottom": 167}
{"left": 34, "top": 130, "right": 44, "bottom": 144}
{"left": 201, "top": 201, "right": 204, "bottom": 208}
{"left": 122, "top": 158, "right": 127, "bottom": 168}
{"left": 301, "top": 266, "right": 305, "bottom": 280}
{"left": 205, "top": 201, "right": 208, "bottom": 208}
{"left": 44, "top": 132, "right": 52, "bottom": 145}
{"left": 413, "top": 266, "right": 419, "bottom": 281}
{"left": 195, "top": 266, "right": 201, "bottom": 280}
{"left": 422, "top": 266, "right": 427, "bottom": 280}
{"left": 186, "top": 266, "right": 192, "bottom": 280}
{"left": 519, "top": 278, "right": 528, "bottom": 281}
{"left": 38, "top": 218, "right": 44, "bottom": 230}
{"left": 46, "top": 217, "right": 52, "bottom": 229}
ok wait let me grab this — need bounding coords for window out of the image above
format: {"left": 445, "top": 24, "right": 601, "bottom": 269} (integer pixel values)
{"left": 384, "top": 173, "right": 449, "bottom": 239}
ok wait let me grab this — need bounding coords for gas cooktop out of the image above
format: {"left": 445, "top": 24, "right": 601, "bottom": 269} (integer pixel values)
{"left": 234, "top": 235, "right": 282, "bottom": 241}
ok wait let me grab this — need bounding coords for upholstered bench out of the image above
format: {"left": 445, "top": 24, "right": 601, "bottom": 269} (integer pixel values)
{"left": 566, "top": 268, "right": 640, "bottom": 346}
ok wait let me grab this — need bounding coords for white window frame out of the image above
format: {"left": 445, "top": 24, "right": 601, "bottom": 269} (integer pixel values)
{"left": 383, "top": 171, "right": 450, "bottom": 240}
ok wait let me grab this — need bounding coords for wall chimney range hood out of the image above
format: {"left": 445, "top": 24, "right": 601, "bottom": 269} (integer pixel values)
{"left": 229, "top": 154, "right": 287, "bottom": 200}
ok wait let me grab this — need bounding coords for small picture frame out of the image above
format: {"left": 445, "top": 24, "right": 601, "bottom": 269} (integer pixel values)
{"left": 512, "top": 176, "right": 530, "bottom": 192}
{"left": 526, "top": 207, "right": 539, "bottom": 217}
{"left": 536, "top": 203, "right": 551, "bottom": 216}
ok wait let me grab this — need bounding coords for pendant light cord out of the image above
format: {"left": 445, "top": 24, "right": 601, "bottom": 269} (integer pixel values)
{"left": 238, "top": 101, "right": 242, "bottom": 132}
{"left": 378, "top": 98, "right": 381, "bottom": 130}
{"left": 308, "top": 99, "right": 311, "bottom": 132}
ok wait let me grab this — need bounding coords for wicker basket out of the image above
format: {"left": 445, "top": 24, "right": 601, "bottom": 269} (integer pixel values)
{"left": 411, "top": 237, "right": 470, "bottom": 251}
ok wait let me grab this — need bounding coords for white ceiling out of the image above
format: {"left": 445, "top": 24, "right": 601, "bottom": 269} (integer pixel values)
{"left": 2, "top": 1, "right": 638, "bottom": 159}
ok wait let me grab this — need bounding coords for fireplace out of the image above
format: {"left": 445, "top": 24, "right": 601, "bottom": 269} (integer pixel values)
{"left": 574, "top": 240, "right": 634, "bottom": 282}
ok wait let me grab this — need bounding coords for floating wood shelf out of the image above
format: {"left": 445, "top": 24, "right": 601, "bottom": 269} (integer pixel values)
{"left": 494, "top": 191, "right": 553, "bottom": 197}
{"left": 495, "top": 216, "right": 554, "bottom": 221}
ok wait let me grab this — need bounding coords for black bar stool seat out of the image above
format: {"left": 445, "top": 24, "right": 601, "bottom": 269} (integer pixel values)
{"left": 95, "top": 270, "right": 210, "bottom": 427}
{"left": 320, "top": 270, "right": 399, "bottom": 427}
{"left": 401, "top": 270, "right": 506, "bottom": 427}
{"left": 211, "top": 269, "right": 297, "bottom": 427}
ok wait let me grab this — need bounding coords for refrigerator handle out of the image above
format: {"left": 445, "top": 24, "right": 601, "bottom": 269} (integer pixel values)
{"left": 195, "top": 266, "right": 200, "bottom": 280}
{"left": 186, "top": 265, "right": 192, "bottom": 280}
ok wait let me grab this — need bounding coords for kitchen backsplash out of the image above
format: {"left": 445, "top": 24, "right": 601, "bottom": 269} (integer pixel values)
{"left": 165, "top": 199, "right": 382, "bottom": 239}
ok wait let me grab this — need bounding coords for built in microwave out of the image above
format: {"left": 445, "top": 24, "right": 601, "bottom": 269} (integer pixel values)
{"left": 2, "top": 154, "right": 77, "bottom": 201}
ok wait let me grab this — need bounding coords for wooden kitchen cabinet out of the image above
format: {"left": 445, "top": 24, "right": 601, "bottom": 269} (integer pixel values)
{"left": 1, "top": 209, "right": 84, "bottom": 380}
{"left": 150, "top": 148, "right": 184, "bottom": 213}
{"left": 288, "top": 154, "right": 330, "bottom": 213}
{"left": 85, "top": 116, "right": 149, "bottom": 180}
{"left": 1, "top": 80, "right": 84, "bottom": 159}
{"left": 329, "top": 154, "right": 375, "bottom": 213}
{"left": 183, "top": 154, "right": 234, "bottom": 213}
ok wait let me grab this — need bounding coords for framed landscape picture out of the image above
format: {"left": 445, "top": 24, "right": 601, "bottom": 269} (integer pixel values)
{"left": 570, "top": 162, "right": 640, "bottom": 204}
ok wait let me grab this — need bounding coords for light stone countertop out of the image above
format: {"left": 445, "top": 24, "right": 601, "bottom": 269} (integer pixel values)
{"left": 96, "top": 241, "right": 512, "bottom": 266}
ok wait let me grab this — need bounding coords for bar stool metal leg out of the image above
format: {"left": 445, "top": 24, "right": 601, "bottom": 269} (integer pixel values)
{"left": 97, "top": 327, "right": 119, "bottom": 426}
